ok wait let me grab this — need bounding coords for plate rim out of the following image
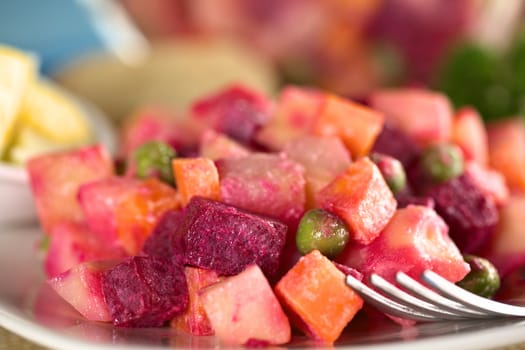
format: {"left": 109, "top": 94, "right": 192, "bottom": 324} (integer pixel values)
{"left": 2, "top": 229, "right": 525, "bottom": 350}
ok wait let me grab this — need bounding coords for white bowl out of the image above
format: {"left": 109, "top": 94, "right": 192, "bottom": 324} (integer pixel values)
{"left": 0, "top": 94, "right": 117, "bottom": 226}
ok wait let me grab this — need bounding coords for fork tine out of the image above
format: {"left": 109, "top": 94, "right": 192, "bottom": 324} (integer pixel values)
{"left": 345, "top": 275, "right": 441, "bottom": 322}
{"left": 423, "top": 270, "right": 525, "bottom": 318}
{"left": 395, "top": 272, "right": 487, "bottom": 318}
{"left": 369, "top": 274, "right": 466, "bottom": 320}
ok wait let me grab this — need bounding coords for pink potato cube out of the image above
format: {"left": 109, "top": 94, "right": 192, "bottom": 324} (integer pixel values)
{"left": 78, "top": 177, "right": 180, "bottom": 255}
{"left": 370, "top": 88, "right": 453, "bottom": 146}
{"left": 199, "top": 130, "right": 250, "bottom": 161}
{"left": 27, "top": 144, "right": 114, "bottom": 233}
{"left": 255, "top": 85, "right": 324, "bottom": 150}
{"left": 484, "top": 196, "right": 525, "bottom": 277}
{"left": 45, "top": 222, "right": 125, "bottom": 278}
{"left": 217, "top": 153, "right": 306, "bottom": 229}
{"left": 200, "top": 264, "right": 291, "bottom": 346}
{"left": 47, "top": 261, "right": 117, "bottom": 322}
{"left": 171, "top": 267, "right": 222, "bottom": 336}
{"left": 465, "top": 161, "right": 509, "bottom": 207}
{"left": 337, "top": 205, "right": 470, "bottom": 284}
{"left": 120, "top": 106, "right": 199, "bottom": 157}
{"left": 284, "top": 135, "right": 351, "bottom": 208}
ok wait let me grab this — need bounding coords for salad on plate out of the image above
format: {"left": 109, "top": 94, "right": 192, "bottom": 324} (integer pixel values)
{"left": 22, "top": 76, "right": 525, "bottom": 347}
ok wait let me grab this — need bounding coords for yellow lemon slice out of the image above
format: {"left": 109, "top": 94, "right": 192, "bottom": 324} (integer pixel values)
{"left": 0, "top": 45, "right": 36, "bottom": 155}
{"left": 19, "top": 80, "right": 92, "bottom": 144}
{"left": 7, "top": 124, "right": 67, "bottom": 165}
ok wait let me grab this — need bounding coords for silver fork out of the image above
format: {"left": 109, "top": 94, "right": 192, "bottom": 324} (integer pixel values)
{"left": 345, "top": 270, "right": 525, "bottom": 322}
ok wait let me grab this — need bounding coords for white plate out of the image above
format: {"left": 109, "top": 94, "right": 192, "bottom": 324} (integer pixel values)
{"left": 2, "top": 227, "right": 525, "bottom": 350}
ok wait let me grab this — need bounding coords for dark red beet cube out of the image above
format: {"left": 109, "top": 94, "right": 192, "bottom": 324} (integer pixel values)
{"left": 426, "top": 174, "right": 499, "bottom": 254}
{"left": 372, "top": 123, "right": 421, "bottom": 168}
{"left": 101, "top": 256, "right": 188, "bottom": 327}
{"left": 191, "top": 85, "right": 272, "bottom": 145}
{"left": 141, "top": 210, "right": 185, "bottom": 263}
{"left": 181, "top": 197, "right": 287, "bottom": 278}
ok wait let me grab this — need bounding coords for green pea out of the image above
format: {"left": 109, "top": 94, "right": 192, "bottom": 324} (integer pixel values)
{"left": 132, "top": 141, "right": 176, "bottom": 185}
{"left": 457, "top": 255, "right": 500, "bottom": 299}
{"left": 421, "top": 143, "right": 464, "bottom": 183}
{"left": 370, "top": 153, "right": 407, "bottom": 194}
{"left": 296, "top": 209, "right": 349, "bottom": 258}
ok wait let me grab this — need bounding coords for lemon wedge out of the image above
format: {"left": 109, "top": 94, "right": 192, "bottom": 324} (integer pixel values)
{"left": 7, "top": 124, "right": 67, "bottom": 165}
{"left": 18, "top": 80, "right": 92, "bottom": 144}
{"left": 0, "top": 45, "right": 36, "bottom": 156}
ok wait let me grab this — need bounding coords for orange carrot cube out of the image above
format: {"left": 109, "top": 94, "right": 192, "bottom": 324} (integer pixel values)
{"left": 312, "top": 95, "right": 384, "bottom": 157}
{"left": 487, "top": 118, "right": 525, "bottom": 192}
{"left": 172, "top": 157, "right": 220, "bottom": 206}
{"left": 452, "top": 107, "right": 488, "bottom": 166}
{"left": 317, "top": 157, "right": 397, "bottom": 244}
{"left": 171, "top": 267, "right": 222, "bottom": 336}
{"left": 275, "top": 250, "right": 363, "bottom": 344}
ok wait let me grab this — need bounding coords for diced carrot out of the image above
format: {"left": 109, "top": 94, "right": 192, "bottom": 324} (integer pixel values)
{"left": 115, "top": 178, "right": 180, "bottom": 255}
{"left": 172, "top": 157, "right": 221, "bottom": 206}
{"left": 171, "top": 267, "right": 222, "bottom": 336}
{"left": 275, "top": 250, "right": 363, "bottom": 344}
{"left": 312, "top": 95, "right": 384, "bottom": 157}
{"left": 317, "top": 157, "right": 397, "bottom": 244}
{"left": 487, "top": 118, "right": 525, "bottom": 192}
{"left": 451, "top": 107, "right": 488, "bottom": 166}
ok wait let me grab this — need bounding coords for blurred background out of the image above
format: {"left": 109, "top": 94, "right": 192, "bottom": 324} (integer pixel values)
{"left": 1, "top": 0, "right": 525, "bottom": 123}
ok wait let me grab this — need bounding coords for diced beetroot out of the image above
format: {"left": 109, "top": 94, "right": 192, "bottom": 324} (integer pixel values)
{"left": 101, "top": 256, "right": 188, "bottom": 327}
{"left": 452, "top": 107, "right": 488, "bottom": 166}
{"left": 317, "top": 157, "right": 397, "bottom": 245}
{"left": 217, "top": 153, "right": 305, "bottom": 229}
{"left": 371, "top": 123, "right": 421, "bottom": 168}
{"left": 337, "top": 205, "right": 470, "bottom": 284}
{"left": 48, "top": 261, "right": 117, "bottom": 322}
{"left": 283, "top": 135, "right": 351, "bottom": 209}
{"left": 496, "top": 265, "right": 525, "bottom": 303}
{"left": 484, "top": 196, "right": 525, "bottom": 277}
{"left": 487, "top": 118, "right": 525, "bottom": 192}
{"left": 425, "top": 174, "right": 499, "bottom": 254}
{"left": 120, "top": 106, "right": 199, "bottom": 157}
{"left": 27, "top": 144, "right": 114, "bottom": 233}
{"left": 312, "top": 95, "right": 384, "bottom": 158}
{"left": 79, "top": 177, "right": 180, "bottom": 255}
{"left": 255, "top": 86, "right": 324, "bottom": 151}
{"left": 369, "top": 88, "right": 453, "bottom": 146}
{"left": 275, "top": 250, "right": 363, "bottom": 344}
{"left": 141, "top": 210, "right": 185, "bottom": 263}
{"left": 190, "top": 84, "right": 272, "bottom": 145}
{"left": 201, "top": 265, "right": 291, "bottom": 346}
{"left": 181, "top": 197, "right": 287, "bottom": 278}
{"left": 199, "top": 130, "right": 250, "bottom": 160}
{"left": 171, "top": 267, "right": 222, "bottom": 336}
{"left": 465, "top": 162, "right": 509, "bottom": 207}
{"left": 45, "top": 222, "right": 125, "bottom": 278}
